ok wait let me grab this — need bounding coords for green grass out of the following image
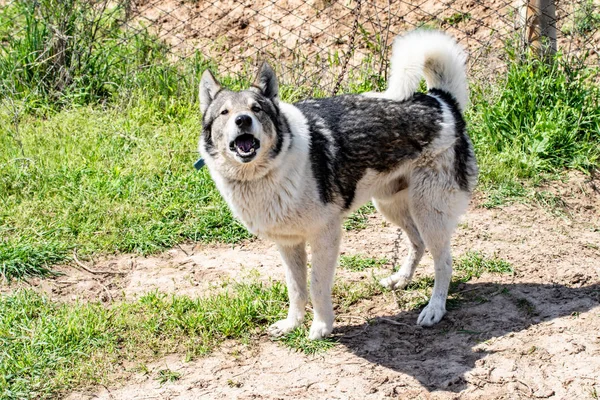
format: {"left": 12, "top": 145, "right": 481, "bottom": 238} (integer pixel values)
{"left": 468, "top": 53, "right": 600, "bottom": 201}
{"left": 339, "top": 254, "right": 388, "bottom": 271}
{"left": 333, "top": 278, "right": 383, "bottom": 313}
{"left": 0, "top": 105, "right": 250, "bottom": 280}
{"left": 453, "top": 251, "right": 513, "bottom": 282}
{"left": 276, "top": 326, "right": 338, "bottom": 355}
{"left": 0, "top": 281, "right": 288, "bottom": 399}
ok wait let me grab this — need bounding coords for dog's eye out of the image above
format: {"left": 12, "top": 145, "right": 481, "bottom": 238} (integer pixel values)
{"left": 221, "top": 109, "right": 229, "bottom": 115}
{"left": 251, "top": 105, "right": 262, "bottom": 113}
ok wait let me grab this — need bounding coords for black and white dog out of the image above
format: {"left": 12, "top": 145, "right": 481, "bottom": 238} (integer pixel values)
{"left": 199, "top": 30, "right": 478, "bottom": 340}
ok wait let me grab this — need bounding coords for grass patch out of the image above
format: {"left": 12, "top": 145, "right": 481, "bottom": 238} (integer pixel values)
{"left": 531, "top": 190, "right": 569, "bottom": 216}
{"left": 453, "top": 251, "right": 513, "bottom": 282}
{"left": 339, "top": 254, "right": 388, "bottom": 272}
{"left": 333, "top": 278, "right": 383, "bottom": 313}
{"left": 276, "top": 326, "right": 338, "bottom": 355}
{"left": 0, "top": 105, "right": 250, "bottom": 280}
{"left": 343, "top": 202, "right": 376, "bottom": 231}
{"left": 0, "top": 281, "right": 288, "bottom": 399}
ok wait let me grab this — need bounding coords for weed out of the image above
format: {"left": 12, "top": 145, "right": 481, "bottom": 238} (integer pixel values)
{"left": 590, "top": 385, "right": 599, "bottom": 400}
{"left": 227, "top": 379, "right": 243, "bottom": 388}
{"left": 531, "top": 190, "right": 569, "bottom": 216}
{"left": 573, "top": 0, "right": 600, "bottom": 35}
{"left": 444, "top": 12, "right": 472, "bottom": 26}
{"left": 156, "top": 369, "right": 182, "bottom": 384}
{"left": 480, "top": 181, "right": 527, "bottom": 209}
{"left": 516, "top": 297, "right": 537, "bottom": 316}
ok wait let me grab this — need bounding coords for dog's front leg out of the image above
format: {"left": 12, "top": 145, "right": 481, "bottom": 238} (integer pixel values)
{"left": 308, "top": 221, "right": 341, "bottom": 340}
{"left": 268, "top": 241, "right": 308, "bottom": 337}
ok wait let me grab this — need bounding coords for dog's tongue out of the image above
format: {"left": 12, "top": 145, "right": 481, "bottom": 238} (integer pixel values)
{"left": 235, "top": 135, "right": 254, "bottom": 153}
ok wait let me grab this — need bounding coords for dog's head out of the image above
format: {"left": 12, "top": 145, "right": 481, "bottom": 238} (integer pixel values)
{"left": 199, "top": 62, "right": 289, "bottom": 181}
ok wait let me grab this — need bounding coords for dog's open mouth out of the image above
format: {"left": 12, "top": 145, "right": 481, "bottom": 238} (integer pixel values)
{"left": 231, "top": 134, "right": 260, "bottom": 161}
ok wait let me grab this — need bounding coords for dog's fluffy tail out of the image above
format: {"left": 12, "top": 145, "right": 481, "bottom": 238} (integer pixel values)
{"left": 383, "top": 30, "right": 468, "bottom": 111}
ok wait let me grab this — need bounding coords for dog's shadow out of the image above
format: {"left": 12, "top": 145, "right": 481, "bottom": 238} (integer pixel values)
{"left": 333, "top": 281, "right": 600, "bottom": 392}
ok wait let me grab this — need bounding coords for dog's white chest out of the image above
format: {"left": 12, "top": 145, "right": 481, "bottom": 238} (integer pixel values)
{"left": 224, "top": 177, "right": 306, "bottom": 237}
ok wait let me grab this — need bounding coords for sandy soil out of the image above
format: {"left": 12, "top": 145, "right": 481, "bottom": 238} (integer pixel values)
{"left": 5, "top": 173, "right": 597, "bottom": 399}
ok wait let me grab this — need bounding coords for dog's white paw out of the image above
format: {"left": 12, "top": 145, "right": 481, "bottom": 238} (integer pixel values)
{"left": 417, "top": 302, "right": 446, "bottom": 326}
{"left": 268, "top": 318, "right": 301, "bottom": 337}
{"left": 308, "top": 319, "right": 333, "bottom": 340}
{"left": 380, "top": 274, "right": 411, "bottom": 290}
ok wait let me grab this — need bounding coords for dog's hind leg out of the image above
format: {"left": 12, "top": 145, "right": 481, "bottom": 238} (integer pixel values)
{"left": 409, "top": 173, "right": 470, "bottom": 326}
{"left": 374, "top": 191, "right": 425, "bottom": 290}
{"left": 307, "top": 220, "right": 342, "bottom": 340}
{"left": 268, "top": 242, "right": 308, "bottom": 337}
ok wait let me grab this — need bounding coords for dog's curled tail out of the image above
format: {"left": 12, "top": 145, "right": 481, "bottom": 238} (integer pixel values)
{"left": 383, "top": 30, "right": 468, "bottom": 111}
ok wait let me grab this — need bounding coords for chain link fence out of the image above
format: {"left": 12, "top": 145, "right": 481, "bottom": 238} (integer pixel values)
{"left": 1, "top": 0, "right": 598, "bottom": 100}
{"left": 125, "top": 0, "right": 599, "bottom": 90}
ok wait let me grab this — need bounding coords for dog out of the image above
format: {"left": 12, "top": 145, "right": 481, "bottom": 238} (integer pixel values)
{"left": 198, "top": 29, "right": 478, "bottom": 340}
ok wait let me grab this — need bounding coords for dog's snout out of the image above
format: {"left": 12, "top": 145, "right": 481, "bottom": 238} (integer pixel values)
{"left": 235, "top": 114, "right": 252, "bottom": 129}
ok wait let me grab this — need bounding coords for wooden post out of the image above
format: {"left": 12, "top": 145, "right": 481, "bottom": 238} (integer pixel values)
{"left": 516, "top": 0, "right": 557, "bottom": 58}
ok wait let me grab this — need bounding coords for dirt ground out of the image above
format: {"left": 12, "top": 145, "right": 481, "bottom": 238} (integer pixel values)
{"left": 6, "top": 173, "right": 597, "bottom": 399}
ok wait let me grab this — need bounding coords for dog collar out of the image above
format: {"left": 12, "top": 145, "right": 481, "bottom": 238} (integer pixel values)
{"left": 194, "top": 157, "right": 205, "bottom": 170}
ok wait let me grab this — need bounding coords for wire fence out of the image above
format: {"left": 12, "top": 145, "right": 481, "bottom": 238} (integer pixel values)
{"left": 123, "top": 0, "right": 600, "bottom": 91}
{"left": 1, "top": 0, "right": 599, "bottom": 100}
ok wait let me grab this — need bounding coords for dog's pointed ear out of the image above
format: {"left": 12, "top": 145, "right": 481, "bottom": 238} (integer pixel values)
{"left": 253, "top": 62, "right": 279, "bottom": 100}
{"left": 199, "top": 69, "right": 221, "bottom": 115}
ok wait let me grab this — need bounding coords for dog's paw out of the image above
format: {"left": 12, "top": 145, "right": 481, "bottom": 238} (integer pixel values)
{"left": 268, "top": 318, "right": 301, "bottom": 337}
{"left": 417, "top": 302, "right": 446, "bottom": 327}
{"left": 308, "top": 319, "right": 333, "bottom": 340}
{"left": 380, "top": 274, "right": 411, "bottom": 290}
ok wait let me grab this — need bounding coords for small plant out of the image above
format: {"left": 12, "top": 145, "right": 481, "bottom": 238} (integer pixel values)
{"left": 444, "top": 12, "right": 472, "bottom": 26}
{"left": 531, "top": 190, "right": 568, "bottom": 216}
{"left": 227, "top": 379, "right": 243, "bottom": 388}
{"left": 156, "top": 369, "right": 182, "bottom": 384}
{"left": 516, "top": 298, "right": 537, "bottom": 316}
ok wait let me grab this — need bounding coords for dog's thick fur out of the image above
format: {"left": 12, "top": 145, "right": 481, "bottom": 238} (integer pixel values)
{"left": 199, "top": 30, "right": 478, "bottom": 340}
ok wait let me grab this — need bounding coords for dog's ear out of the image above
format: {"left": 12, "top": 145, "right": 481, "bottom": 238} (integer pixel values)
{"left": 253, "top": 62, "right": 279, "bottom": 100}
{"left": 199, "top": 69, "right": 221, "bottom": 115}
